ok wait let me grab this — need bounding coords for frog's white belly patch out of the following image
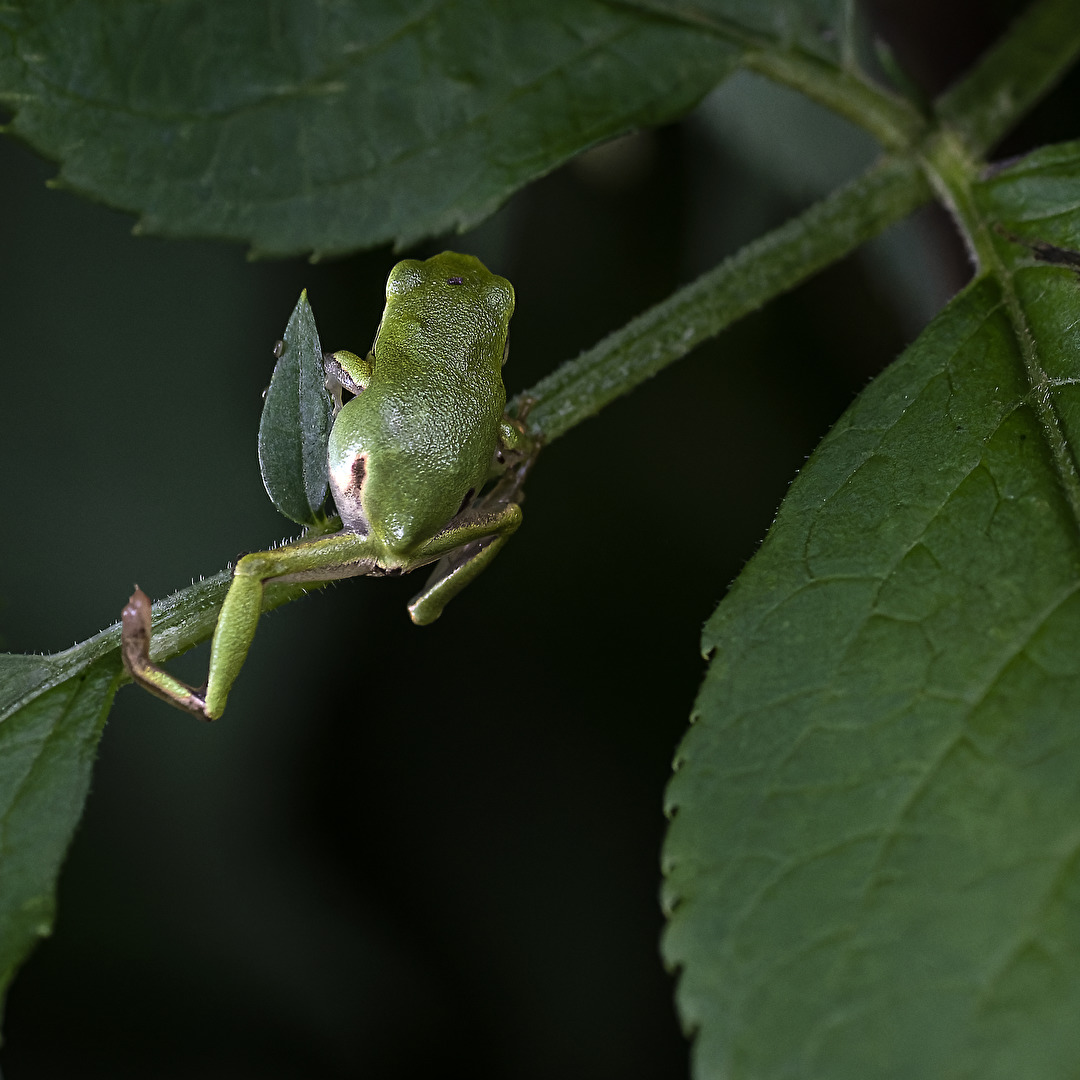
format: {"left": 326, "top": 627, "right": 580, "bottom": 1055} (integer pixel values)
{"left": 329, "top": 452, "right": 370, "bottom": 535}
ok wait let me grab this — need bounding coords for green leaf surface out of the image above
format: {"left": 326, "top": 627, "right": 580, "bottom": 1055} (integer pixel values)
{"left": 662, "top": 143, "right": 1080, "bottom": 1078}
{"left": 0, "top": 0, "right": 840, "bottom": 256}
{"left": 0, "top": 654, "right": 120, "bottom": 1020}
{"left": 258, "top": 289, "right": 332, "bottom": 525}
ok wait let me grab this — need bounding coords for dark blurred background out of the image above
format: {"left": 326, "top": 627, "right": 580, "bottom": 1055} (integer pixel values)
{"left": 0, "top": 1, "right": 1074, "bottom": 1076}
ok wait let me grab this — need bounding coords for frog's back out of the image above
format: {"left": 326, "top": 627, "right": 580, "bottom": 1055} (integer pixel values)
{"left": 328, "top": 253, "right": 515, "bottom": 554}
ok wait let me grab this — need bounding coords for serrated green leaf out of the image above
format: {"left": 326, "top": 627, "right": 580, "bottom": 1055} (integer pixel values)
{"left": 258, "top": 289, "right": 332, "bottom": 526}
{"left": 0, "top": 0, "right": 840, "bottom": 256}
{"left": 662, "top": 144, "right": 1080, "bottom": 1078}
{"left": 0, "top": 654, "right": 120, "bottom": 1021}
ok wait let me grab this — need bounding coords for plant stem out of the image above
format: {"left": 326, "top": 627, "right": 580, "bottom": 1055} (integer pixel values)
{"left": 936, "top": 0, "right": 1080, "bottom": 158}
{"left": 608, "top": 0, "right": 925, "bottom": 151}
{"left": 515, "top": 155, "right": 931, "bottom": 442}
{"left": 743, "top": 49, "right": 923, "bottom": 152}
{"left": 918, "top": 130, "right": 995, "bottom": 270}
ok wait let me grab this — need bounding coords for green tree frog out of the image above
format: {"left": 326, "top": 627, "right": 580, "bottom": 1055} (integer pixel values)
{"left": 122, "top": 252, "right": 533, "bottom": 719}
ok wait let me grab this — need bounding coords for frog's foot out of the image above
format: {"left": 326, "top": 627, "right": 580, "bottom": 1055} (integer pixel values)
{"left": 508, "top": 393, "right": 538, "bottom": 424}
{"left": 121, "top": 587, "right": 212, "bottom": 720}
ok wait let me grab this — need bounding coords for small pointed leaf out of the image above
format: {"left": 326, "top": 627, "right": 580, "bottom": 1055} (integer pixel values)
{"left": 258, "top": 290, "right": 332, "bottom": 526}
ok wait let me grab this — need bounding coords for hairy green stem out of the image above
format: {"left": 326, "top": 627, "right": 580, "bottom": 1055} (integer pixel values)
{"left": 609, "top": 0, "right": 924, "bottom": 150}
{"left": 743, "top": 49, "right": 923, "bottom": 151}
{"left": 936, "top": 0, "right": 1080, "bottom": 157}
{"left": 515, "top": 155, "right": 931, "bottom": 442}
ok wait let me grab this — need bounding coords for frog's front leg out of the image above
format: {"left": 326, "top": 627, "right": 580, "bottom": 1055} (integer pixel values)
{"left": 122, "top": 530, "right": 381, "bottom": 720}
{"left": 323, "top": 349, "right": 372, "bottom": 414}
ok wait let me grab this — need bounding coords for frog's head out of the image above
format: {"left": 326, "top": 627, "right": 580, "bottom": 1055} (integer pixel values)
{"left": 384, "top": 252, "right": 515, "bottom": 369}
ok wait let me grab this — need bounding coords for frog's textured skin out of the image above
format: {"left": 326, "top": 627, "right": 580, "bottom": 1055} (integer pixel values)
{"left": 327, "top": 253, "right": 513, "bottom": 556}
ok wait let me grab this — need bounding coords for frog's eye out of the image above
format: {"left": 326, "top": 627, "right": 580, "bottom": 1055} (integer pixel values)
{"left": 446, "top": 276, "right": 464, "bottom": 285}
{"left": 483, "top": 279, "right": 515, "bottom": 316}
{"left": 386, "top": 261, "right": 424, "bottom": 297}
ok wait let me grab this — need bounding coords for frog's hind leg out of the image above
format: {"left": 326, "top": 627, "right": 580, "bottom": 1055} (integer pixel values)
{"left": 123, "top": 529, "right": 379, "bottom": 720}
{"left": 202, "top": 531, "right": 379, "bottom": 718}
{"left": 407, "top": 502, "right": 523, "bottom": 625}
{"left": 121, "top": 587, "right": 211, "bottom": 717}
